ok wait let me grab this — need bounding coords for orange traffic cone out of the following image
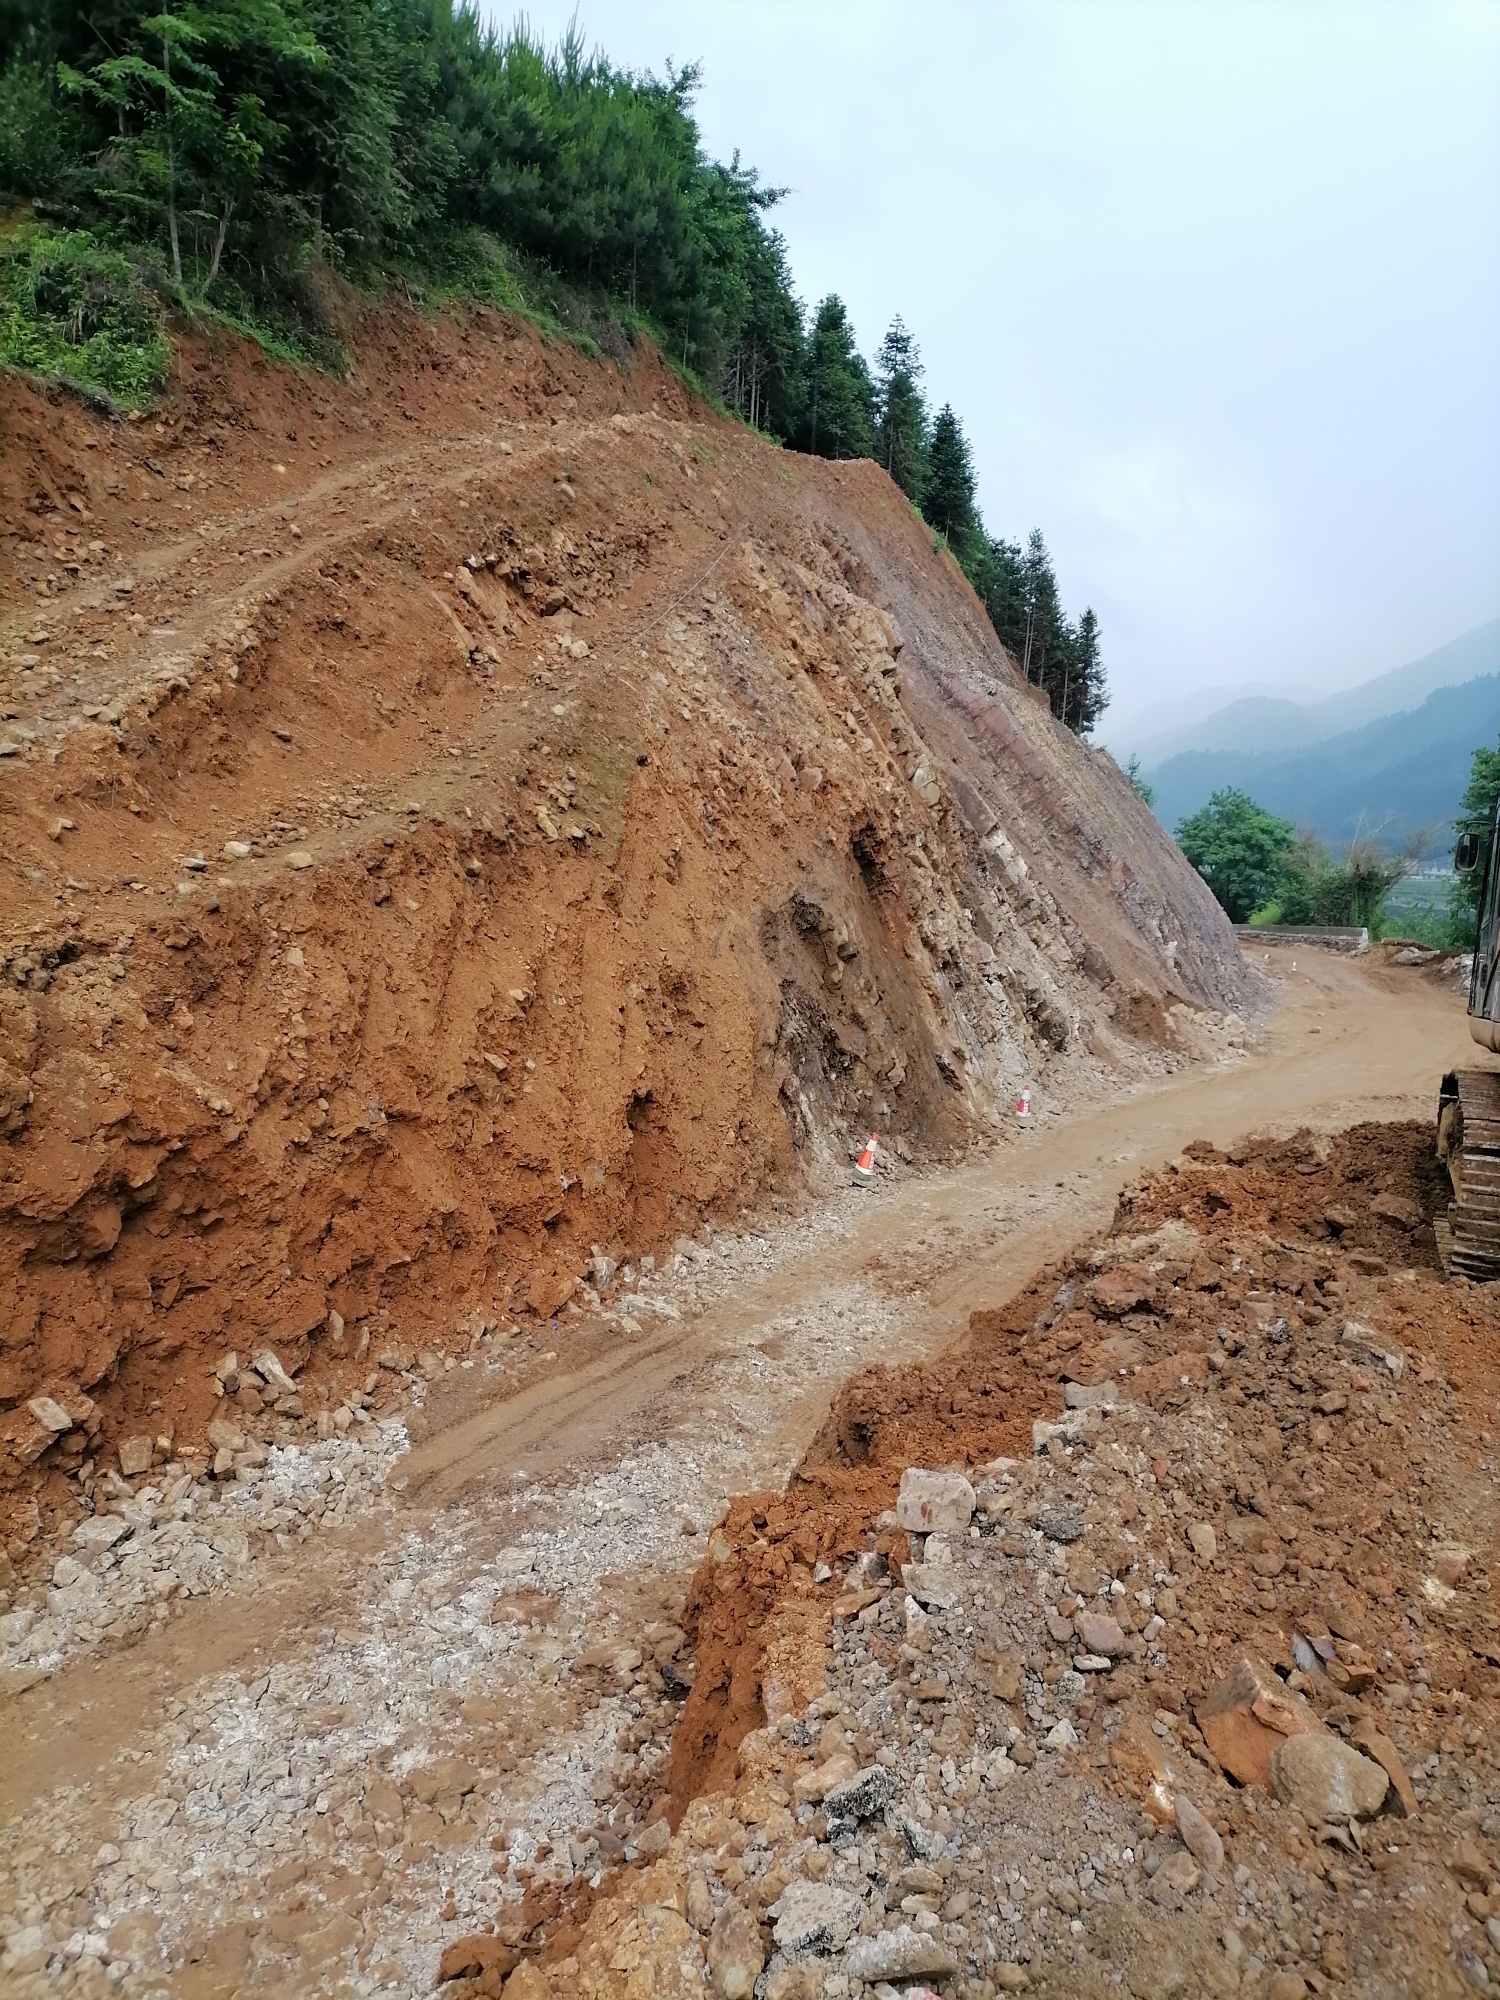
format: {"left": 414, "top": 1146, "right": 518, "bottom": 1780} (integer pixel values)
{"left": 851, "top": 1132, "right": 878, "bottom": 1188}
{"left": 1017, "top": 1086, "right": 1033, "bottom": 1122}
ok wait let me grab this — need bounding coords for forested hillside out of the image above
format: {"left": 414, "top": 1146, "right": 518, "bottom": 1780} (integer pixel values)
{"left": 0, "top": 0, "right": 1106, "bottom": 731}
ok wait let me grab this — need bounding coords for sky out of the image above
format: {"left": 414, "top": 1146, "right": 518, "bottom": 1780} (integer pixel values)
{"left": 511, "top": 1, "right": 1500, "bottom": 736}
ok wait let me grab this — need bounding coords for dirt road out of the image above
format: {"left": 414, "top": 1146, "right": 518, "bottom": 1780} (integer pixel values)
{"left": 0, "top": 950, "right": 1475, "bottom": 1999}
{"left": 393, "top": 948, "right": 1467, "bottom": 1502}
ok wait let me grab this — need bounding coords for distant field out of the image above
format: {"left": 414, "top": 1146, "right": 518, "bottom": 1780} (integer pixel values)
{"left": 1386, "top": 872, "right": 1455, "bottom": 918}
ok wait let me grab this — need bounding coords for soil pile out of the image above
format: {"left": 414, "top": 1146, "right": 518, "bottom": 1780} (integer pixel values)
{"left": 466, "top": 1121, "right": 1500, "bottom": 1998}
{"left": 1, "top": 304, "right": 1255, "bottom": 1515}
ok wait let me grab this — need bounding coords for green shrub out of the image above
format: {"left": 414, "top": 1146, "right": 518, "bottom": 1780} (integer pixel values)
{"left": 0, "top": 227, "right": 169, "bottom": 407}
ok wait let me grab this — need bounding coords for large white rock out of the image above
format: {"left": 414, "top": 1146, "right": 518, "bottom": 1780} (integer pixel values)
{"left": 900, "top": 1562, "right": 960, "bottom": 1611}
{"left": 1269, "top": 1732, "right": 1391, "bottom": 1820}
{"left": 252, "top": 1349, "right": 298, "bottom": 1396}
{"left": 844, "top": 1925, "right": 959, "bottom": 1981}
{"left": 73, "top": 1516, "right": 130, "bottom": 1554}
{"left": 895, "top": 1467, "right": 975, "bottom": 1534}
{"left": 771, "top": 1880, "right": 862, "bottom": 1954}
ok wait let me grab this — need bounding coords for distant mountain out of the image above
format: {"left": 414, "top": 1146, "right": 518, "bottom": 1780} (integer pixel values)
{"left": 1105, "top": 681, "right": 1303, "bottom": 756}
{"left": 1148, "top": 673, "right": 1500, "bottom": 852}
{"left": 1124, "top": 619, "right": 1500, "bottom": 766}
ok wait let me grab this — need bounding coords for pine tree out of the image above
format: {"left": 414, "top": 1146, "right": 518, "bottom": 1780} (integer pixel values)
{"left": 1020, "top": 529, "right": 1062, "bottom": 689}
{"left": 1069, "top": 606, "right": 1107, "bottom": 734}
{"left": 960, "top": 534, "right": 1027, "bottom": 654}
{"left": 872, "top": 315, "right": 927, "bottom": 501}
{"left": 924, "top": 403, "right": 976, "bottom": 545}
{"left": 716, "top": 154, "right": 803, "bottom": 438}
{"left": 796, "top": 294, "right": 873, "bottom": 461}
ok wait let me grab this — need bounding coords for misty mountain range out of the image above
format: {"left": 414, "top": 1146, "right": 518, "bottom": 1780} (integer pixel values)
{"left": 1120, "top": 619, "right": 1500, "bottom": 850}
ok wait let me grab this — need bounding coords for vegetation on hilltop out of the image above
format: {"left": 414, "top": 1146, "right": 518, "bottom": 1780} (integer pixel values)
{"left": 1176, "top": 787, "right": 1414, "bottom": 932}
{"left": 1175, "top": 734, "right": 1500, "bottom": 947}
{"left": 0, "top": 0, "right": 1106, "bottom": 731}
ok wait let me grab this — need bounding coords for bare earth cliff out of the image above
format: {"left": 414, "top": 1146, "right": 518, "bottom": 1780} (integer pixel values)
{"left": 0, "top": 307, "right": 1257, "bottom": 1508}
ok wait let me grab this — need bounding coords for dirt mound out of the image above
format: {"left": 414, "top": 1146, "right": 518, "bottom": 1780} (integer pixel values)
{"left": 483, "top": 1120, "right": 1500, "bottom": 1998}
{"left": 662, "top": 1120, "right": 1465, "bottom": 1814}
{"left": 0, "top": 303, "right": 1257, "bottom": 1524}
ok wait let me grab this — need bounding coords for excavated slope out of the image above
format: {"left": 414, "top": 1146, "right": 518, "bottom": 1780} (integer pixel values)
{"left": 0, "top": 305, "right": 1258, "bottom": 1497}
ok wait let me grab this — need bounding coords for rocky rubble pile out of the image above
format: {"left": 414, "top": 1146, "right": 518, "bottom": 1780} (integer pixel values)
{"left": 0, "top": 1197, "right": 928, "bottom": 1999}
{"left": 0, "top": 1418, "right": 405, "bottom": 1694}
{"left": 445, "top": 1122, "right": 1499, "bottom": 1999}
{"left": 0, "top": 1328, "right": 417, "bottom": 1692}
{"left": 0, "top": 1435, "right": 708, "bottom": 1999}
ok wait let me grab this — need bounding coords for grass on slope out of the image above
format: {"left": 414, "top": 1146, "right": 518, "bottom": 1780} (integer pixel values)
{"left": 0, "top": 225, "right": 169, "bottom": 409}
{"left": 1, "top": 217, "right": 712, "bottom": 414}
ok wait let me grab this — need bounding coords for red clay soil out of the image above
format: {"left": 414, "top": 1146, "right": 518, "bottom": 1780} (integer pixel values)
{"left": 662, "top": 1120, "right": 1494, "bottom": 1823}
{"left": 0, "top": 299, "right": 1257, "bottom": 1532}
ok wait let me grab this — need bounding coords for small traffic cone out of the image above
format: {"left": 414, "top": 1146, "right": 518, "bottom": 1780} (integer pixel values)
{"left": 851, "top": 1132, "right": 878, "bottom": 1187}
{"left": 1017, "top": 1086, "right": 1033, "bottom": 1122}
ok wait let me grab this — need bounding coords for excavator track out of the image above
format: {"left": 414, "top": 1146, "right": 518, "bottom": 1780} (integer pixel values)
{"left": 1437, "top": 1069, "right": 1500, "bottom": 1279}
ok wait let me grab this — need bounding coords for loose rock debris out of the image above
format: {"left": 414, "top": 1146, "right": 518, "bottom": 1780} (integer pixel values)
{"left": 1, "top": 1119, "right": 1496, "bottom": 1999}
{"left": 435, "top": 1122, "right": 1499, "bottom": 2000}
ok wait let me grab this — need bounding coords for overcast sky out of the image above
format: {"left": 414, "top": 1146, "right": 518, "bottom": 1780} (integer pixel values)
{"left": 512, "top": 1, "right": 1500, "bottom": 734}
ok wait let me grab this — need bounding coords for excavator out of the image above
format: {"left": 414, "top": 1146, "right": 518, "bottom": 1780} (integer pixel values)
{"left": 1436, "top": 812, "right": 1500, "bottom": 1277}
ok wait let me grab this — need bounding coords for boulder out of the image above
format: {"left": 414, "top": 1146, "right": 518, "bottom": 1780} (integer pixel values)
{"left": 707, "top": 1898, "right": 764, "bottom": 1999}
{"left": 118, "top": 1436, "right": 154, "bottom": 1478}
{"left": 821, "top": 1763, "right": 896, "bottom": 1821}
{"left": 771, "top": 1880, "right": 862, "bottom": 1954}
{"left": 895, "top": 1468, "right": 975, "bottom": 1534}
{"left": 900, "top": 1561, "right": 959, "bottom": 1610}
{"left": 843, "top": 1925, "right": 959, "bottom": 1980}
{"left": 1074, "top": 1610, "right": 1124, "bottom": 1657}
{"left": 73, "top": 1516, "right": 130, "bottom": 1555}
{"left": 1268, "top": 1732, "right": 1391, "bottom": 1821}
{"left": 26, "top": 1396, "right": 73, "bottom": 1433}
{"left": 251, "top": 1348, "right": 298, "bottom": 1397}
{"left": 1195, "top": 1650, "right": 1321, "bottom": 1788}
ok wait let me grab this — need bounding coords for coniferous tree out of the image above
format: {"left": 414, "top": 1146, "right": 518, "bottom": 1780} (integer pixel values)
{"left": 1068, "top": 606, "right": 1107, "bottom": 734}
{"left": 717, "top": 154, "right": 803, "bottom": 437}
{"left": 796, "top": 294, "right": 873, "bottom": 460}
{"left": 962, "top": 534, "right": 1027, "bottom": 654}
{"left": 872, "top": 315, "right": 927, "bottom": 502}
{"left": 924, "top": 403, "right": 976, "bottom": 545}
{"left": 1019, "top": 529, "right": 1063, "bottom": 688}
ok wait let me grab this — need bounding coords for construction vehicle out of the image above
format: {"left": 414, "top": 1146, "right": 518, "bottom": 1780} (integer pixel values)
{"left": 1436, "top": 813, "right": 1500, "bottom": 1276}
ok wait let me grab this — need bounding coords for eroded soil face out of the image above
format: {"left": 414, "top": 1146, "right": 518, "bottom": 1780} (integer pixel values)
{"left": 6, "top": 311, "right": 1489, "bottom": 2000}
{"left": 488, "top": 1122, "right": 1500, "bottom": 2000}
{"left": 1, "top": 306, "right": 1254, "bottom": 1531}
